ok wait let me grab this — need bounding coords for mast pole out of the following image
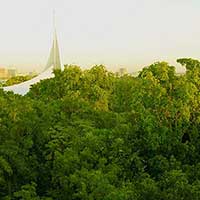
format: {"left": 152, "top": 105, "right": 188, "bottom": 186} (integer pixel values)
{"left": 53, "top": 9, "right": 56, "bottom": 67}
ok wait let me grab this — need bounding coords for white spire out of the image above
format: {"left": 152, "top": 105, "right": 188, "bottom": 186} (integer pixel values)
{"left": 44, "top": 11, "right": 61, "bottom": 71}
{"left": 3, "top": 12, "right": 62, "bottom": 95}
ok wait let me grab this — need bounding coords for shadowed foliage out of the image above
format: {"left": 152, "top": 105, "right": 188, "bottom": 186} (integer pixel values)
{"left": 0, "top": 59, "right": 200, "bottom": 199}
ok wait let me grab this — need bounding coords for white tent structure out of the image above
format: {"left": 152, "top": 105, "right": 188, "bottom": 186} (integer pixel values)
{"left": 3, "top": 25, "right": 62, "bottom": 95}
{"left": 3, "top": 66, "right": 55, "bottom": 95}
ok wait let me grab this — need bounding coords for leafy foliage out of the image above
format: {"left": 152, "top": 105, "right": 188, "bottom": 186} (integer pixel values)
{"left": 0, "top": 60, "right": 200, "bottom": 199}
{"left": 3, "top": 75, "right": 36, "bottom": 86}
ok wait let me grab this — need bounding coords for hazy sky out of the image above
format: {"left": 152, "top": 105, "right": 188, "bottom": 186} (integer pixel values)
{"left": 0, "top": 0, "right": 200, "bottom": 72}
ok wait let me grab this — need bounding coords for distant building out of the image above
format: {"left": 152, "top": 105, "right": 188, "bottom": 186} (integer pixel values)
{"left": 0, "top": 68, "right": 9, "bottom": 80}
{"left": 131, "top": 71, "right": 140, "bottom": 77}
{"left": 8, "top": 68, "right": 16, "bottom": 77}
{"left": 0, "top": 67, "right": 17, "bottom": 80}
{"left": 116, "top": 68, "right": 128, "bottom": 76}
{"left": 29, "top": 71, "right": 38, "bottom": 77}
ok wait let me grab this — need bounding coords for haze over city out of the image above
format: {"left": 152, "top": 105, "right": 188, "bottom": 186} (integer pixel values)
{"left": 1, "top": 1, "right": 200, "bottom": 198}
{"left": 0, "top": 0, "right": 200, "bottom": 72}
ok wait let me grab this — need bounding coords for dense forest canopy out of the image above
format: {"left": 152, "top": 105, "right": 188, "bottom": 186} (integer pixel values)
{"left": 0, "top": 58, "right": 200, "bottom": 199}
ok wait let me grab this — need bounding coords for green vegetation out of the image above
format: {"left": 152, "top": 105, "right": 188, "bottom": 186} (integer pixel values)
{"left": 2, "top": 75, "right": 36, "bottom": 87}
{"left": 0, "top": 58, "right": 200, "bottom": 199}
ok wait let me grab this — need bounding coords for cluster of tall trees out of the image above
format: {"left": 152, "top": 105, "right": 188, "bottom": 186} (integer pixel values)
{"left": 0, "top": 58, "right": 200, "bottom": 199}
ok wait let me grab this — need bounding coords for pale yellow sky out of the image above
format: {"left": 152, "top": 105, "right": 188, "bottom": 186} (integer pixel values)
{"left": 0, "top": 0, "right": 199, "bottom": 73}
